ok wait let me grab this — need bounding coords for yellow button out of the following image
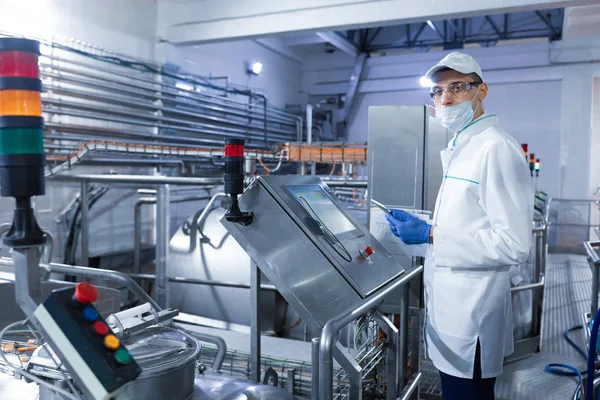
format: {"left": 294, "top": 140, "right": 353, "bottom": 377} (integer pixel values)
{"left": 103, "top": 334, "right": 120, "bottom": 350}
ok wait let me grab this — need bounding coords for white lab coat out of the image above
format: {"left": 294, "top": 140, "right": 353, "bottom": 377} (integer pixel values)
{"left": 424, "top": 114, "right": 533, "bottom": 379}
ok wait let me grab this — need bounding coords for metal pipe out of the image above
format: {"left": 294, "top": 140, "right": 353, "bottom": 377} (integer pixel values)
{"left": 399, "top": 372, "right": 422, "bottom": 400}
{"left": 585, "top": 241, "right": 600, "bottom": 264}
{"left": 83, "top": 157, "right": 186, "bottom": 173}
{"left": 43, "top": 99, "right": 294, "bottom": 143}
{"left": 127, "top": 273, "right": 278, "bottom": 291}
{"left": 41, "top": 66, "right": 297, "bottom": 128}
{"left": 593, "top": 265, "right": 599, "bottom": 316}
{"left": 41, "top": 231, "right": 54, "bottom": 264}
{"left": 5, "top": 259, "right": 163, "bottom": 311}
{"left": 321, "top": 180, "right": 368, "bottom": 188}
{"left": 311, "top": 338, "right": 320, "bottom": 400}
{"left": 178, "top": 328, "right": 227, "bottom": 372}
{"left": 80, "top": 181, "right": 89, "bottom": 266}
{"left": 250, "top": 262, "right": 261, "bottom": 382}
{"left": 511, "top": 275, "right": 545, "bottom": 292}
{"left": 155, "top": 184, "right": 170, "bottom": 309}
{"left": 42, "top": 56, "right": 299, "bottom": 124}
{"left": 133, "top": 194, "right": 211, "bottom": 273}
{"left": 50, "top": 174, "right": 223, "bottom": 186}
{"left": 399, "top": 286, "right": 409, "bottom": 389}
{"left": 584, "top": 241, "right": 600, "bottom": 316}
{"left": 134, "top": 198, "right": 154, "bottom": 274}
{"left": 318, "top": 266, "right": 423, "bottom": 400}
{"left": 44, "top": 123, "right": 244, "bottom": 149}
{"left": 44, "top": 83, "right": 296, "bottom": 136}
{"left": 171, "top": 192, "right": 227, "bottom": 254}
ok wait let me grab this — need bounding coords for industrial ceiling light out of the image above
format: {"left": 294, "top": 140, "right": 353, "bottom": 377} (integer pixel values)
{"left": 419, "top": 76, "right": 433, "bottom": 88}
{"left": 248, "top": 62, "right": 263, "bottom": 76}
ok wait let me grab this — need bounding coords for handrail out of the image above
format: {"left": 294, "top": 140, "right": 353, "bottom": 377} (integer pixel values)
{"left": 585, "top": 241, "right": 600, "bottom": 264}
{"left": 318, "top": 266, "right": 423, "bottom": 400}
{"left": 398, "top": 372, "right": 422, "bottom": 400}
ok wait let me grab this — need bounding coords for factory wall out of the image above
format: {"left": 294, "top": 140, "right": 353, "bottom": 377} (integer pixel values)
{"left": 164, "top": 40, "right": 304, "bottom": 108}
{"left": 0, "top": 0, "right": 161, "bottom": 263}
{"left": 302, "top": 36, "right": 600, "bottom": 200}
{"left": 0, "top": 0, "right": 157, "bottom": 60}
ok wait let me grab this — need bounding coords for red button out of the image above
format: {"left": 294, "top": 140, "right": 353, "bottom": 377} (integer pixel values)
{"left": 93, "top": 321, "right": 109, "bottom": 336}
{"left": 364, "top": 246, "right": 374, "bottom": 256}
{"left": 74, "top": 282, "right": 98, "bottom": 304}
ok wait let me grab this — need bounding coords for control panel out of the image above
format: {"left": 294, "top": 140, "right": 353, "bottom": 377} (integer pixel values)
{"left": 33, "top": 283, "right": 141, "bottom": 400}
{"left": 222, "top": 175, "right": 408, "bottom": 329}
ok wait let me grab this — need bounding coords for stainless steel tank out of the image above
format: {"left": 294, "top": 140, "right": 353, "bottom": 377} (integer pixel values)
{"left": 193, "top": 373, "right": 296, "bottom": 399}
{"left": 168, "top": 206, "right": 287, "bottom": 332}
{"left": 35, "top": 326, "right": 200, "bottom": 400}
{"left": 117, "top": 326, "right": 200, "bottom": 400}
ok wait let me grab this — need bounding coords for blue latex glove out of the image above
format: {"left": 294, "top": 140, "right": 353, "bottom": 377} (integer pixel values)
{"left": 385, "top": 209, "right": 431, "bottom": 245}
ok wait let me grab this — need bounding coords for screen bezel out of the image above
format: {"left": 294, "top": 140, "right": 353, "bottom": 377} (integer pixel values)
{"left": 284, "top": 184, "right": 363, "bottom": 242}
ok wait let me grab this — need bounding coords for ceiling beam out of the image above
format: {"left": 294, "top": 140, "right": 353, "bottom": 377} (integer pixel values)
{"left": 535, "top": 10, "right": 560, "bottom": 36}
{"left": 316, "top": 31, "right": 359, "bottom": 56}
{"left": 426, "top": 20, "right": 445, "bottom": 40}
{"left": 412, "top": 22, "right": 428, "bottom": 42}
{"left": 282, "top": 35, "right": 327, "bottom": 46}
{"left": 485, "top": 16, "right": 502, "bottom": 36}
{"left": 159, "top": 0, "right": 591, "bottom": 45}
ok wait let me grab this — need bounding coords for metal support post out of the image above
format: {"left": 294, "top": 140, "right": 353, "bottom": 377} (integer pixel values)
{"left": 373, "top": 312, "right": 399, "bottom": 400}
{"left": 287, "top": 369, "right": 295, "bottom": 394}
{"left": 155, "top": 184, "right": 170, "bottom": 309}
{"left": 585, "top": 242, "right": 600, "bottom": 316}
{"left": 593, "top": 263, "right": 599, "bottom": 316}
{"left": 12, "top": 247, "right": 44, "bottom": 317}
{"left": 133, "top": 201, "right": 144, "bottom": 274}
{"left": 80, "top": 180, "right": 89, "bottom": 266}
{"left": 532, "top": 230, "right": 541, "bottom": 335}
{"left": 399, "top": 285, "right": 410, "bottom": 390}
{"left": 311, "top": 338, "right": 320, "bottom": 400}
{"left": 250, "top": 262, "right": 261, "bottom": 382}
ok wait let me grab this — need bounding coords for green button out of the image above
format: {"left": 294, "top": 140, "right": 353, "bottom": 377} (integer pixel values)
{"left": 0, "top": 128, "right": 43, "bottom": 155}
{"left": 114, "top": 348, "right": 131, "bottom": 365}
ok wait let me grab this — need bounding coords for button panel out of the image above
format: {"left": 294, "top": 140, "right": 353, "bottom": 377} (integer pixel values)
{"left": 34, "top": 282, "right": 141, "bottom": 397}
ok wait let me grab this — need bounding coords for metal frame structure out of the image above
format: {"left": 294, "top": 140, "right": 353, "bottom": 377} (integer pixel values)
{"left": 49, "top": 174, "right": 222, "bottom": 309}
{"left": 291, "top": 8, "right": 564, "bottom": 55}
{"left": 585, "top": 241, "right": 600, "bottom": 316}
{"left": 315, "top": 266, "right": 423, "bottom": 400}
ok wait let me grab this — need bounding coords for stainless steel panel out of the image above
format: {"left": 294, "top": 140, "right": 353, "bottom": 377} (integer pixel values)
{"left": 222, "top": 176, "right": 406, "bottom": 329}
{"left": 425, "top": 110, "right": 453, "bottom": 213}
{"left": 257, "top": 176, "right": 405, "bottom": 297}
{"left": 367, "top": 105, "right": 450, "bottom": 215}
{"left": 367, "top": 106, "right": 426, "bottom": 210}
{"left": 222, "top": 177, "right": 361, "bottom": 330}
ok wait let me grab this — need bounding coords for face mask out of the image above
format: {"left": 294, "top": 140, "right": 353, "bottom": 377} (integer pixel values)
{"left": 435, "top": 88, "right": 481, "bottom": 132}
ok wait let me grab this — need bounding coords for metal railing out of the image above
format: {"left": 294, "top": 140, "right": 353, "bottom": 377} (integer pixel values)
{"left": 584, "top": 241, "right": 600, "bottom": 315}
{"left": 315, "top": 265, "right": 424, "bottom": 400}
{"left": 49, "top": 174, "right": 222, "bottom": 309}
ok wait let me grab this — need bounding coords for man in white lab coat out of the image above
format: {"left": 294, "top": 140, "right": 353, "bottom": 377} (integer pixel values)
{"left": 386, "top": 52, "right": 533, "bottom": 399}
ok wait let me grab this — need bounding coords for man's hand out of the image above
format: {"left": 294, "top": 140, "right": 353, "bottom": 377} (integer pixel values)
{"left": 385, "top": 209, "right": 431, "bottom": 245}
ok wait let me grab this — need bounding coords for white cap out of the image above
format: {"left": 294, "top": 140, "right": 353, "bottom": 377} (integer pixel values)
{"left": 425, "top": 52, "right": 483, "bottom": 82}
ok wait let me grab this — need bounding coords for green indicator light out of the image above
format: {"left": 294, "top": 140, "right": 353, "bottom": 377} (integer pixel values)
{"left": 0, "top": 128, "right": 43, "bottom": 155}
{"left": 114, "top": 348, "right": 131, "bottom": 364}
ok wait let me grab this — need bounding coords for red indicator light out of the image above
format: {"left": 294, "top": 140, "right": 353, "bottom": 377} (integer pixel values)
{"left": 0, "top": 51, "right": 38, "bottom": 78}
{"left": 224, "top": 144, "right": 244, "bottom": 157}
